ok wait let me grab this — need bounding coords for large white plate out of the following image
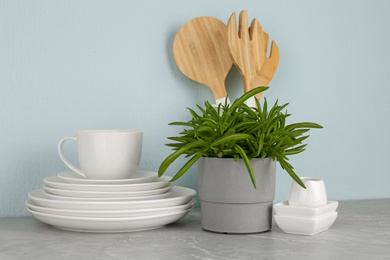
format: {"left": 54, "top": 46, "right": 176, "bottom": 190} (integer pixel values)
{"left": 26, "top": 198, "right": 196, "bottom": 218}
{"left": 57, "top": 170, "right": 158, "bottom": 185}
{"left": 42, "top": 189, "right": 172, "bottom": 201}
{"left": 28, "top": 186, "right": 196, "bottom": 210}
{"left": 43, "top": 176, "right": 171, "bottom": 192}
{"left": 27, "top": 206, "right": 193, "bottom": 233}
{"left": 43, "top": 184, "right": 172, "bottom": 198}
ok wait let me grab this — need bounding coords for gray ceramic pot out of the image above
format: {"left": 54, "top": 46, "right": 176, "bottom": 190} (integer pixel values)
{"left": 198, "top": 157, "right": 276, "bottom": 234}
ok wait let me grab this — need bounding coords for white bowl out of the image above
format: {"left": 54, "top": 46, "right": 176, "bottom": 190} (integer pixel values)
{"left": 274, "top": 211, "right": 338, "bottom": 236}
{"left": 273, "top": 200, "right": 338, "bottom": 218}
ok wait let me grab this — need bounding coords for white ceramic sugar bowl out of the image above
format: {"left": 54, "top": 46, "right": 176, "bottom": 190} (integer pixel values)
{"left": 274, "top": 177, "right": 338, "bottom": 236}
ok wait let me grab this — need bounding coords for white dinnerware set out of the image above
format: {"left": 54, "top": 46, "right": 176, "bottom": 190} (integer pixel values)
{"left": 25, "top": 130, "right": 196, "bottom": 233}
{"left": 273, "top": 177, "right": 338, "bottom": 236}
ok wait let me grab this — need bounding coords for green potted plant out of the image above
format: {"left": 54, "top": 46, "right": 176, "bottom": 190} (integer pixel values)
{"left": 158, "top": 87, "right": 322, "bottom": 233}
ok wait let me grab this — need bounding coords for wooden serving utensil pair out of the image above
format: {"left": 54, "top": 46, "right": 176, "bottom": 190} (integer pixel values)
{"left": 172, "top": 11, "right": 279, "bottom": 106}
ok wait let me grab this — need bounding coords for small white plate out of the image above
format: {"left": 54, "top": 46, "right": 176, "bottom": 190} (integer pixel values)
{"left": 43, "top": 184, "right": 172, "bottom": 198}
{"left": 42, "top": 189, "right": 172, "bottom": 201}
{"left": 26, "top": 198, "right": 196, "bottom": 218}
{"left": 29, "top": 186, "right": 196, "bottom": 210}
{"left": 274, "top": 211, "right": 338, "bottom": 236}
{"left": 273, "top": 201, "right": 339, "bottom": 218}
{"left": 43, "top": 176, "right": 171, "bottom": 192}
{"left": 57, "top": 170, "right": 158, "bottom": 185}
{"left": 27, "top": 206, "right": 193, "bottom": 233}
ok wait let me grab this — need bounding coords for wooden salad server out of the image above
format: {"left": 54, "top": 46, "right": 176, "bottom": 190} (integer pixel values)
{"left": 173, "top": 16, "right": 233, "bottom": 105}
{"left": 254, "top": 30, "right": 280, "bottom": 101}
{"left": 227, "top": 10, "right": 279, "bottom": 107}
{"left": 227, "top": 10, "right": 266, "bottom": 107}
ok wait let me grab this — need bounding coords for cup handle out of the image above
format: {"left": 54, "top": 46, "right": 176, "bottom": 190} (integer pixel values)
{"left": 58, "top": 137, "right": 86, "bottom": 178}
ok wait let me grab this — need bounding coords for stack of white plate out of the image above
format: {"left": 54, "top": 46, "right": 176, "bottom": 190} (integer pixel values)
{"left": 25, "top": 170, "right": 196, "bottom": 233}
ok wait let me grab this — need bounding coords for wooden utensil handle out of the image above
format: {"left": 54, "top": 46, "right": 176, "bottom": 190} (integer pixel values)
{"left": 243, "top": 76, "right": 255, "bottom": 93}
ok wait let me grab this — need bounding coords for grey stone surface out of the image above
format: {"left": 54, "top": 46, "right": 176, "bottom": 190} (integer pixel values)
{"left": 1, "top": 199, "right": 389, "bottom": 260}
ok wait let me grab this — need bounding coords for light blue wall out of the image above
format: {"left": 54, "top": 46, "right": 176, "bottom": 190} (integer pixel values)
{"left": 1, "top": 0, "right": 390, "bottom": 217}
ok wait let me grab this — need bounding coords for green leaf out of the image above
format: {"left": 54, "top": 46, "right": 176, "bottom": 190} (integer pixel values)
{"left": 229, "top": 87, "right": 269, "bottom": 113}
{"left": 277, "top": 157, "right": 306, "bottom": 189}
{"left": 262, "top": 98, "right": 268, "bottom": 120}
{"left": 290, "top": 129, "right": 310, "bottom": 137}
{"left": 286, "top": 122, "right": 323, "bottom": 131}
{"left": 247, "top": 118, "right": 273, "bottom": 134}
{"left": 269, "top": 130, "right": 294, "bottom": 137}
{"left": 187, "top": 107, "right": 201, "bottom": 120}
{"left": 253, "top": 133, "right": 264, "bottom": 157}
{"left": 234, "top": 144, "right": 256, "bottom": 188}
{"left": 211, "top": 133, "right": 254, "bottom": 148}
{"left": 291, "top": 135, "right": 310, "bottom": 145}
{"left": 158, "top": 141, "right": 204, "bottom": 176}
{"left": 170, "top": 153, "right": 203, "bottom": 182}
{"left": 284, "top": 144, "right": 307, "bottom": 155}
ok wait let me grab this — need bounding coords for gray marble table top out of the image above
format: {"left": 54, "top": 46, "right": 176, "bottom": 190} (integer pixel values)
{"left": 1, "top": 199, "right": 389, "bottom": 260}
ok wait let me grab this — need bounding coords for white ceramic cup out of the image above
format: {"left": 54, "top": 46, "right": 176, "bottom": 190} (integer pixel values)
{"left": 58, "top": 130, "right": 143, "bottom": 179}
{"left": 288, "top": 177, "right": 327, "bottom": 208}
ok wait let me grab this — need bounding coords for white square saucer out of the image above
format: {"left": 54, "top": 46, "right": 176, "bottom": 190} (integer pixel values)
{"left": 273, "top": 200, "right": 338, "bottom": 218}
{"left": 274, "top": 211, "right": 338, "bottom": 236}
